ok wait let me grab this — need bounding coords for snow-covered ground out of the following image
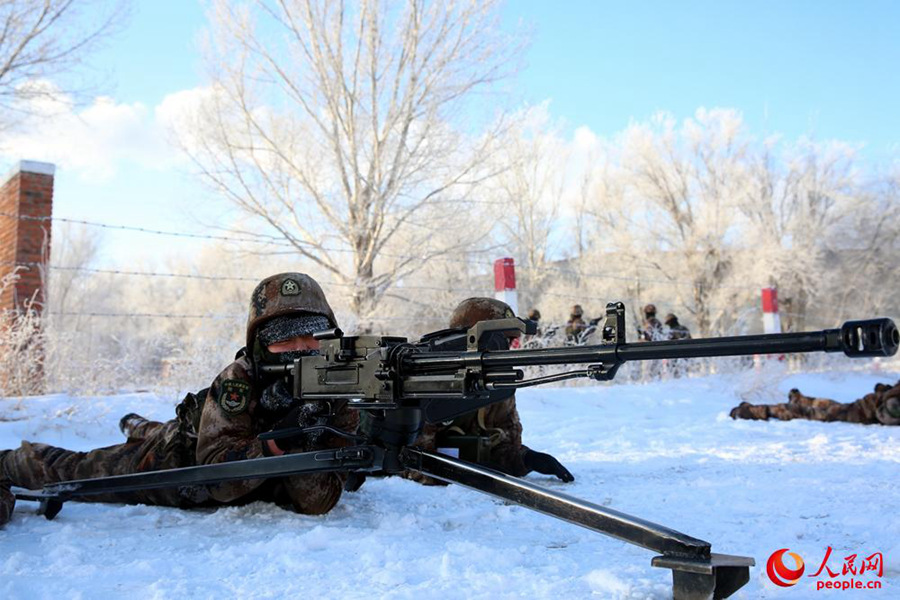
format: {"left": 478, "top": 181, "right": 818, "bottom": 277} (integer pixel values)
{"left": 2, "top": 368, "right": 899, "bottom": 599}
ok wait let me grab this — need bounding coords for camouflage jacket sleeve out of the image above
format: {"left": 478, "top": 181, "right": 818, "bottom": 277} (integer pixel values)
{"left": 876, "top": 381, "right": 900, "bottom": 425}
{"left": 483, "top": 396, "right": 529, "bottom": 477}
{"left": 195, "top": 356, "right": 268, "bottom": 503}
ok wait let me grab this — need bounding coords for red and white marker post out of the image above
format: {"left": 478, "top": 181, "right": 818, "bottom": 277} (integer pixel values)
{"left": 494, "top": 257, "right": 518, "bottom": 316}
{"left": 757, "top": 287, "right": 784, "bottom": 366}
{"left": 761, "top": 288, "right": 782, "bottom": 334}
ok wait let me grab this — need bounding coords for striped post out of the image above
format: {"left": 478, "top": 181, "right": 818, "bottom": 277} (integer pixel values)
{"left": 494, "top": 257, "right": 518, "bottom": 316}
{"left": 761, "top": 288, "right": 782, "bottom": 334}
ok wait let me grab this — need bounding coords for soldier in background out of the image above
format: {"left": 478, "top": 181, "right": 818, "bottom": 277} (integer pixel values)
{"left": 730, "top": 381, "right": 900, "bottom": 425}
{"left": 403, "top": 298, "right": 574, "bottom": 486}
{"left": 640, "top": 304, "right": 665, "bottom": 341}
{"left": 661, "top": 313, "right": 693, "bottom": 377}
{"left": 566, "top": 304, "right": 588, "bottom": 342}
{"left": 665, "top": 313, "right": 692, "bottom": 340}
{"left": 522, "top": 307, "right": 543, "bottom": 347}
{"left": 0, "top": 273, "right": 358, "bottom": 526}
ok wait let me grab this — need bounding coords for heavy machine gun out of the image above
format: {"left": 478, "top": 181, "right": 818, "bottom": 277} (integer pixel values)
{"left": 15, "top": 304, "right": 899, "bottom": 600}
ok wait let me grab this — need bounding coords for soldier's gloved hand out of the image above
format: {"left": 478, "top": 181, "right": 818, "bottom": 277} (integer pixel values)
{"left": 260, "top": 379, "right": 294, "bottom": 412}
{"left": 266, "top": 401, "right": 327, "bottom": 453}
{"left": 523, "top": 449, "right": 574, "bottom": 483}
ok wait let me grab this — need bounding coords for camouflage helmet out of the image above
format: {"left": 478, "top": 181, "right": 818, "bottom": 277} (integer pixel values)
{"left": 246, "top": 273, "right": 336, "bottom": 350}
{"left": 644, "top": 303, "right": 657, "bottom": 317}
{"left": 571, "top": 304, "right": 584, "bottom": 318}
{"left": 449, "top": 297, "right": 516, "bottom": 329}
{"left": 664, "top": 313, "right": 678, "bottom": 326}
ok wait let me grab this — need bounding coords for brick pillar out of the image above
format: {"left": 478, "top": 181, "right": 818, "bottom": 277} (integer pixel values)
{"left": 0, "top": 160, "right": 55, "bottom": 312}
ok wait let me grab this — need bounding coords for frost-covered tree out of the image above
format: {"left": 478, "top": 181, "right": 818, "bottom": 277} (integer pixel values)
{"left": 488, "top": 105, "right": 569, "bottom": 310}
{"left": 181, "top": 0, "right": 520, "bottom": 319}
{"left": 824, "top": 169, "right": 900, "bottom": 325}
{"left": 0, "top": 269, "right": 44, "bottom": 395}
{"left": 738, "top": 139, "right": 859, "bottom": 331}
{"left": 0, "top": 0, "right": 125, "bottom": 130}
{"left": 587, "top": 110, "right": 748, "bottom": 336}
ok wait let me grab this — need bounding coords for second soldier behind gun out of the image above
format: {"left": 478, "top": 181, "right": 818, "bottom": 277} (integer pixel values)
{"left": 403, "top": 298, "right": 574, "bottom": 485}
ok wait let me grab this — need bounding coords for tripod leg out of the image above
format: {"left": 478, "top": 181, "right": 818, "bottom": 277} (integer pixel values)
{"left": 15, "top": 445, "right": 383, "bottom": 515}
{"left": 401, "top": 448, "right": 753, "bottom": 599}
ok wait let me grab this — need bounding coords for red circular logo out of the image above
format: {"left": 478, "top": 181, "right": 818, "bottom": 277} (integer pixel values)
{"left": 767, "top": 548, "right": 806, "bottom": 587}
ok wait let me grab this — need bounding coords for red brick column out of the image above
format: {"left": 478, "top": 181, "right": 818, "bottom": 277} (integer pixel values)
{"left": 0, "top": 160, "right": 55, "bottom": 312}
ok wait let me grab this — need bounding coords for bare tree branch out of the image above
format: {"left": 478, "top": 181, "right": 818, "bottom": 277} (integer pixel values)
{"left": 0, "top": 0, "right": 128, "bottom": 129}
{"left": 179, "top": 0, "right": 520, "bottom": 317}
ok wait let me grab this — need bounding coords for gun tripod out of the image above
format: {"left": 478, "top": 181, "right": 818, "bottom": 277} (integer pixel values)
{"left": 16, "top": 442, "right": 753, "bottom": 600}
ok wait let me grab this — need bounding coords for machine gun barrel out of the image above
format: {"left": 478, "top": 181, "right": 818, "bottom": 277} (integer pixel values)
{"left": 404, "top": 318, "right": 898, "bottom": 374}
{"left": 619, "top": 328, "right": 851, "bottom": 362}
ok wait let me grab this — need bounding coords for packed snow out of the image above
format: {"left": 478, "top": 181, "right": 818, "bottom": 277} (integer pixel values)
{"left": 2, "top": 367, "right": 899, "bottom": 599}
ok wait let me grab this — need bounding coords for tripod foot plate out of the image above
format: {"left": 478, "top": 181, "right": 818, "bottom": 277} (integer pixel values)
{"left": 652, "top": 552, "right": 754, "bottom": 600}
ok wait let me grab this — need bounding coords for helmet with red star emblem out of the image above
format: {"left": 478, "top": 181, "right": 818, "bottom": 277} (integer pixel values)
{"left": 246, "top": 273, "right": 337, "bottom": 350}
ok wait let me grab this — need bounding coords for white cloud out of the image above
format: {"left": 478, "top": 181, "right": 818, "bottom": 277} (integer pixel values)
{"left": 0, "top": 85, "right": 212, "bottom": 183}
{"left": 155, "top": 86, "right": 216, "bottom": 152}
{"left": 573, "top": 125, "right": 599, "bottom": 153}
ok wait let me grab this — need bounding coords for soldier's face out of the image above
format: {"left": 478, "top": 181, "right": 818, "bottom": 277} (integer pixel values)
{"left": 267, "top": 335, "right": 321, "bottom": 354}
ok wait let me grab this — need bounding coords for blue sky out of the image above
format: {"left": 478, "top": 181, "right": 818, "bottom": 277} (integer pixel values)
{"left": 505, "top": 1, "right": 899, "bottom": 155}
{"left": 1, "top": 1, "right": 898, "bottom": 266}
{"left": 506, "top": 0, "right": 900, "bottom": 158}
{"left": 105, "top": 1, "right": 900, "bottom": 151}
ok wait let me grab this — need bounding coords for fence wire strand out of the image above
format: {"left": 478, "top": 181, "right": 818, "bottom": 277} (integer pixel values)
{"left": 0, "top": 211, "right": 763, "bottom": 291}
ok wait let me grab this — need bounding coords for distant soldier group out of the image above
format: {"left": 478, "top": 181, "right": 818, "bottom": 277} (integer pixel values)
{"left": 640, "top": 304, "right": 691, "bottom": 342}
{"left": 555, "top": 302, "right": 692, "bottom": 344}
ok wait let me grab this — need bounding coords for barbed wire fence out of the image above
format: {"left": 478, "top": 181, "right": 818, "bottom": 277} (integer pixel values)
{"left": 1, "top": 211, "right": 895, "bottom": 397}
{"left": 0, "top": 209, "right": 772, "bottom": 316}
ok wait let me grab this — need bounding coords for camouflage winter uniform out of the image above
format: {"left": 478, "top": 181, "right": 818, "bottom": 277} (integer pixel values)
{"left": 565, "top": 305, "right": 588, "bottom": 341}
{"left": 0, "top": 273, "right": 357, "bottom": 525}
{"left": 640, "top": 304, "right": 665, "bottom": 342}
{"left": 404, "top": 297, "right": 573, "bottom": 485}
{"left": 729, "top": 381, "right": 900, "bottom": 425}
{"left": 0, "top": 416, "right": 205, "bottom": 509}
{"left": 664, "top": 314, "right": 691, "bottom": 341}
{"left": 0, "top": 476, "right": 13, "bottom": 527}
{"left": 661, "top": 313, "right": 692, "bottom": 377}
